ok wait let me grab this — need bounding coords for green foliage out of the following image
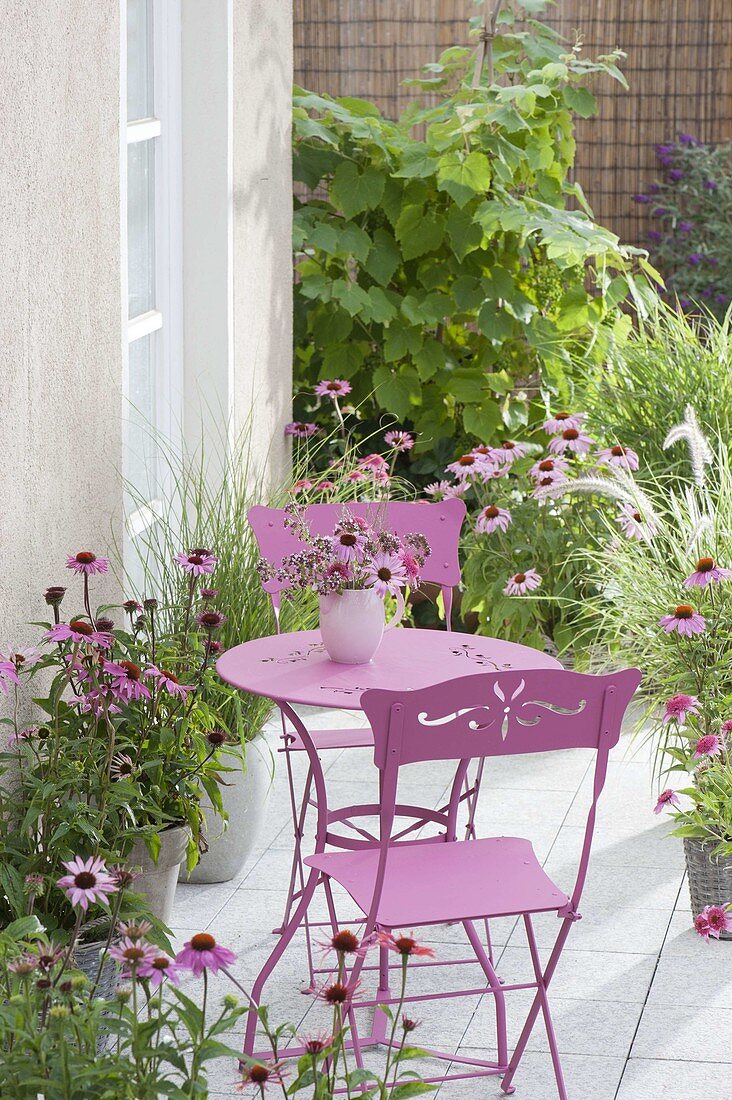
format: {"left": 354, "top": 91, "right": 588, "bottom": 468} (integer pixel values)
{"left": 634, "top": 136, "right": 732, "bottom": 319}
{"left": 581, "top": 304, "right": 732, "bottom": 476}
{"left": 293, "top": 3, "right": 655, "bottom": 464}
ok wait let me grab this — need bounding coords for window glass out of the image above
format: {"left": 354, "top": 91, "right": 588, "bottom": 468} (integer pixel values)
{"left": 127, "top": 140, "right": 156, "bottom": 317}
{"left": 125, "top": 334, "right": 158, "bottom": 496}
{"left": 127, "top": 0, "right": 153, "bottom": 121}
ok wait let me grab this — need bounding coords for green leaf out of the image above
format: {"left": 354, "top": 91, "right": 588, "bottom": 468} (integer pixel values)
{"left": 312, "top": 308, "right": 353, "bottom": 345}
{"left": 331, "top": 162, "right": 385, "bottom": 218}
{"left": 394, "top": 143, "right": 436, "bottom": 179}
{"left": 293, "top": 143, "right": 343, "bottom": 188}
{"left": 308, "top": 222, "right": 339, "bottom": 254}
{"left": 333, "top": 279, "right": 372, "bottom": 317}
{"left": 336, "top": 222, "right": 372, "bottom": 263}
{"left": 413, "top": 339, "right": 446, "bottom": 381}
{"left": 388, "top": 1082, "right": 437, "bottom": 1098}
{"left": 373, "top": 364, "right": 421, "bottom": 418}
{"left": 322, "top": 342, "right": 366, "bottom": 378}
{"left": 452, "top": 275, "right": 484, "bottom": 312}
{"left": 384, "top": 323, "right": 423, "bottom": 362}
{"left": 462, "top": 401, "right": 502, "bottom": 442}
{"left": 445, "top": 206, "right": 484, "bottom": 260}
{"left": 450, "top": 369, "right": 486, "bottom": 404}
{"left": 436, "top": 150, "right": 491, "bottom": 207}
{"left": 363, "top": 286, "right": 398, "bottom": 325}
{"left": 363, "top": 228, "right": 401, "bottom": 286}
{"left": 395, "top": 205, "right": 445, "bottom": 260}
{"left": 563, "top": 85, "right": 598, "bottom": 118}
{"left": 478, "top": 300, "right": 516, "bottom": 342}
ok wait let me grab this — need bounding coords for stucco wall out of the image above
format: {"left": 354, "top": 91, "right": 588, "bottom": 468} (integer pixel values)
{"left": 0, "top": 2, "right": 124, "bottom": 646}
{"left": 233, "top": 0, "right": 293, "bottom": 486}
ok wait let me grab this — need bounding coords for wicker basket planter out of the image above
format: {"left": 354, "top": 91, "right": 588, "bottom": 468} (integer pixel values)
{"left": 684, "top": 836, "right": 732, "bottom": 940}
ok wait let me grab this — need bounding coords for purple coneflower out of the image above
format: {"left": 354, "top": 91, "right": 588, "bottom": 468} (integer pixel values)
{"left": 103, "top": 660, "right": 151, "bottom": 702}
{"left": 109, "top": 938, "right": 158, "bottom": 976}
{"left": 117, "top": 920, "right": 153, "bottom": 941}
{"left": 617, "top": 503, "right": 655, "bottom": 541}
{"left": 0, "top": 644, "right": 41, "bottom": 670}
{"left": 595, "top": 444, "right": 640, "bottom": 472}
{"left": 174, "top": 550, "right": 218, "bottom": 576}
{"left": 384, "top": 429, "right": 415, "bottom": 452}
{"left": 137, "top": 952, "right": 182, "bottom": 988}
{"left": 529, "top": 456, "right": 570, "bottom": 482}
{"left": 653, "top": 789, "right": 680, "bottom": 815}
{"left": 314, "top": 379, "right": 351, "bottom": 399}
{"left": 542, "top": 412, "right": 586, "bottom": 435}
{"left": 365, "top": 552, "right": 407, "bottom": 597}
{"left": 490, "top": 440, "right": 528, "bottom": 464}
{"left": 175, "top": 933, "right": 237, "bottom": 976}
{"left": 237, "top": 1063, "right": 288, "bottom": 1091}
{"left": 659, "top": 605, "right": 705, "bottom": 637}
{"left": 475, "top": 505, "right": 512, "bottom": 535}
{"left": 45, "top": 620, "right": 113, "bottom": 648}
{"left": 315, "top": 979, "right": 361, "bottom": 1005}
{"left": 424, "top": 480, "right": 452, "bottom": 499}
{"left": 549, "top": 428, "right": 593, "bottom": 455}
{"left": 662, "top": 694, "right": 700, "bottom": 729}
{"left": 110, "top": 753, "right": 135, "bottom": 780}
{"left": 284, "top": 421, "right": 318, "bottom": 438}
{"left": 376, "top": 932, "right": 435, "bottom": 958}
{"left": 57, "top": 856, "right": 117, "bottom": 912}
{"left": 196, "top": 610, "right": 226, "bottom": 632}
{"left": 332, "top": 529, "right": 366, "bottom": 563}
{"left": 358, "top": 452, "right": 389, "bottom": 473}
{"left": 144, "top": 665, "right": 194, "bottom": 698}
{"left": 693, "top": 734, "right": 722, "bottom": 759}
{"left": 290, "top": 478, "right": 312, "bottom": 494}
{"left": 66, "top": 551, "right": 110, "bottom": 576}
{"left": 683, "top": 557, "right": 732, "bottom": 588}
{"left": 8, "top": 726, "right": 37, "bottom": 748}
{"left": 504, "top": 569, "right": 542, "bottom": 596}
{"left": 446, "top": 453, "right": 481, "bottom": 479}
{"left": 0, "top": 660, "right": 20, "bottom": 696}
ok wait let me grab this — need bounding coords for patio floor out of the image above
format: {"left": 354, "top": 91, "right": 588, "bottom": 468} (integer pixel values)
{"left": 171, "top": 706, "right": 731, "bottom": 1099}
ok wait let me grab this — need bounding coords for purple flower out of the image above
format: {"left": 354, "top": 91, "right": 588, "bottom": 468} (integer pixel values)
{"left": 662, "top": 694, "right": 700, "bottom": 728}
{"left": 632, "top": 194, "right": 651, "bottom": 204}
{"left": 284, "top": 421, "right": 318, "bottom": 439}
{"left": 103, "top": 660, "right": 151, "bottom": 702}
{"left": 669, "top": 169, "right": 684, "bottom": 182}
{"left": 679, "top": 297, "right": 692, "bottom": 310}
{"left": 715, "top": 293, "right": 729, "bottom": 306}
{"left": 57, "top": 856, "right": 117, "bottom": 912}
{"left": 659, "top": 605, "right": 705, "bottom": 637}
{"left": 504, "top": 569, "right": 542, "bottom": 596}
{"left": 648, "top": 183, "right": 661, "bottom": 195}
{"left": 66, "top": 552, "right": 110, "bottom": 576}
{"left": 384, "top": 430, "right": 415, "bottom": 452}
{"left": 687, "top": 253, "right": 703, "bottom": 266}
{"left": 678, "top": 221, "right": 693, "bottom": 233}
{"left": 475, "top": 505, "right": 512, "bottom": 535}
{"left": 647, "top": 230, "right": 662, "bottom": 242}
{"left": 176, "top": 933, "right": 237, "bottom": 976}
{"left": 704, "top": 179, "right": 718, "bottom": 191}
{"left": 695, "top": 904, "right": 732, "bottom": 942}
{"left": 652, "top": 207, "right": 667, "bottom": 217}
{"left": 683, "top": 557, "right": 732, "bottom": 588}
{"left": 314, "top": 379, "right": 352, "bottom": 399}
{"left": 701, "top": 287, "right": 714, "bottom": 299}
{"left": 655, "top": 144, "right": 676, "bottom": 157}
{"left": 693, "top": 734, "right": 722, "bottom": 759}
{"left": 137, "top": 952, "right": 182, "bottom": 988}
{"left": 175, "top": 550, "right": 218, "bottom": 576}
{"left": 678, "top": 133, "right": 696, "bottom": 146}
{"left": 45, "top": 620, "right": 113, "bottom": 649}
{"left": 654, "top": 789, "right": 680, "bottom": 815}
{"left": 595, "top": 444, "right": 640, "bottom": 472}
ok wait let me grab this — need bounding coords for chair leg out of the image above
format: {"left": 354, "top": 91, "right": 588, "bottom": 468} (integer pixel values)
{"left": 463, "top": 919, "right": 508, "bottom": 1067}
{"left": 276, "top": 747, "right": 318, "bottom": 989}
{"left": 500, "top": 915, "right": 574, "bottom": 1098}
{"left": 243, "top": 867, "right": 322, "bottom": 1058}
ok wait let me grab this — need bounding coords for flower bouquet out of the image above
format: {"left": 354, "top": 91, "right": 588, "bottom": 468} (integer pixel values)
{"left": 257, "top": 503, "right": 431, "bottom": 663}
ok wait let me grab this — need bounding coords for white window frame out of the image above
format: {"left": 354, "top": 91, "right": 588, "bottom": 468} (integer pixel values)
{"left": 121, "top": 0, "right": 183, "bottom": 555}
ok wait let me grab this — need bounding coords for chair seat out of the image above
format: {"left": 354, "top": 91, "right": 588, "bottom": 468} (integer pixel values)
{"left": 279, "top": 727, "right": 374, "bottom": 752}
{"left": 305, "top": 836, "right": 568, "bottom": 928}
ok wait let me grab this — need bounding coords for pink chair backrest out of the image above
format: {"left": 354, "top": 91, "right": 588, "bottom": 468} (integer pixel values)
{"left": 248, "top": 498, "right": 466, "bottom": 594}
{"left": 362, "top": 667, "right": 641, "bottom": 770}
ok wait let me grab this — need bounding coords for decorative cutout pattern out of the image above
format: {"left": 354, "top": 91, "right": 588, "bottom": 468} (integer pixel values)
{"left": 261, "top": 642, "right": 325, "bottom": 665}
{"left": 418, "top": 679, "right": 587, "bottom": 741}
{"left": 449, "top": 643, "right": 512, "bottom": 671}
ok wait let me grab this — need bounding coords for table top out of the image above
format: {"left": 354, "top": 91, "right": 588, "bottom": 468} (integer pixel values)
{"left": 216, "top": 628, "right": 562, "bottom": 710}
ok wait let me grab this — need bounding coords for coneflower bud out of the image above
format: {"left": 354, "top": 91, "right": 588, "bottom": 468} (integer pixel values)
{"left": 44, "top": 586, "right": 66, "bottom": 606}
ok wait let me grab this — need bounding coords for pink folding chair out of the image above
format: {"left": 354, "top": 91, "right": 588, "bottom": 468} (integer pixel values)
{"left": 248, "top": 498, "right": 467, "bottom": 983}
{"left": 243, "top": 666, "right": 640, "bottom": 1097}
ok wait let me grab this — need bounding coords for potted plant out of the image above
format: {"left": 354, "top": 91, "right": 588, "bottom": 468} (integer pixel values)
{"left": 0, "top": 545, "right": 236, "bottom": 924}
{"left": 256, "top": 502, "right": 431, "bottom": 664}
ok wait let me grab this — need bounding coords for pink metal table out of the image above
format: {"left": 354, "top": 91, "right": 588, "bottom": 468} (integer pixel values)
{"left": 216, "top": 627, "right": 561, "bottom": 707}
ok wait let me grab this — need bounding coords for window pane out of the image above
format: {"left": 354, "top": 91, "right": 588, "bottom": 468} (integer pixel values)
{"left": 127, "top": 0, "right": 153, "bottom": 121}
{"left": 125, "top": 334, "right": 159, "bottom": 496}
{"left": 127, "top": 140, "right": 156, "bottom": 317}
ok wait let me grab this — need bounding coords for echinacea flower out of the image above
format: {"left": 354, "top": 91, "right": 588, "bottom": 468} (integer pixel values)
{"left": 109, "top": 938, "right": 158, "bottom": 975}
{"left": 443, "top": 482, "right": 467, "bottom": 498}
{"left": 8, "top": 955, "right": 37, "bottom": 976}
{"left": 528, "top": 456, "right": 570, "bottom": 482}
{"left": 376, "top": 932, "right": 435, "bottom": 958}
{"left": 683, "top": 557, "right": 732, "bottom": 588}
{"left": 402, "top": 1017, "right": 421, "bottom": 1032}
{"left": 144, "top": 666, "right": 194, "bottom": 698}
{"left": 475, "top": 505, "right": 512, "bottom": 535}
{"left": 57, "top": 856, "right": 117, "bottom": 912}
{"left": 384, "top": 429, "right": 415, "bottom": 452}
{"left": 175, "top": 933, "right": 236, "bottom": 976}
{"left": 45, "top": 620, "right": 113, "bottom": 649}
{"left": 314, "top": 379, "right": 351, "bottom": 399}
{"left": 504, "top": 569, "right": 542, "bottom": 596}
{"left": 424, "top": 480, "right": 453, "bottom": 499}
{"left": 446, "top": 453, "right": 482, "bottom": 480}
{"left": 43, "top": 586, "right": 66, "bottom": 606}
{"left": 284, "top": 421, "right": 318, "bottom": 438}
{"left": 722, "top": 719, "right": 732, "bottom": 737}
{"left": 174, "top": 550, "right": 218, "bottom": 576}
{"left": 490, "top": 440, "right": 528, "bottom": 464}
{"left": 122, "top": 599, "right": 142, "bottom": 615}
{"left": 206, "top": 729, "right": 229, "bottom": 748}
{"left": 315, "top": 979, "right": 361, "bottom": 1005}
{"left": 237, "top": 1062, "right": 288, "bottom": 1091}
{"left": 66, "top": 551, "right": 110, "bottom": 576}
{"left": 549, "top": 428, "right": 594, "bottom": 455}
{"left": 318, "top": 929, "right": 368, "bottom": 958}
{"left": 542, "top": 412, "right": 586, "bottom": 435}
{"left": 137, "top": 952, "right": 182, "bottom": 988}
{"left": 595, "top": 445, "right": 640, "bottom": 472}
{"left": 103, "top": 660, "right": 151, "bottom": 702}
{"left": 8, "top": 726, "right": 37, "bottom": 748}
{"left": 695, "top": 904, "right": 732, "bottom": 942}
{"left": 654, "top": 789, "right": 680, "bottom": 814}
{"left": 290, "top": 478, "right": 313, "bottom": 494}
{"left": 195, "top": 610, "right": 226, "bottom": 631}
{"left": 78, "top": 686, "right": 121, "bottom": 717}
{"left": 0, "top": 661, "right": 20, "bottom": 695}
{"left": 299, "top": 1032, "right": 334, "bottom": 1055}
{"left": 662, "top": 694, "right": 700, "bottom": 729}
{"left": 110, "top": 753, "right": 135, "bottom": 780}
{"left": 358, "top": 452, "right": 389, "bottom": 474}
{"left": 117, "top": 920, "right": 153, "bottom": 941}
{"left": 0, "top": 644, "right": 41, "bottom": 670}
{"left": 364, "top": 552, "right": 407, "bottom": 597}
{"left": 332, "top": 528, "right": 366, "bottom": 563}
{"left": 345, "top": 469, "right": 366, "bottom": 484}
{"left": 693, "top": 734, "right": 722, "bottom": 759}
{"left": 617, "top": 504, "right": 655, "bottom": 541}
{"left": 109, "top": 866, "right": 139, "bottom": 889}
{"left": 660, "top": 605, "right": 706, "bottom": 637}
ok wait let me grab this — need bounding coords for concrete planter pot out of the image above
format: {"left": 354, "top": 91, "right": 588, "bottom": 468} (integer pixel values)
{"left": 182, "top": 738, "right": 273, "bottom": 885}
{"left": 129, "top": 823, "right": 190, "bottom": 925}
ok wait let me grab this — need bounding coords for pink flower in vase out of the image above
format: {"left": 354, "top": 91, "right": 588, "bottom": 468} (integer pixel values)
{"left": 475, "top": 505, "right": 512, "bottom": 535}
{"left": 65, "top": 551, "right": 110, "bottom": 576}
{"left": 683, "top": 557, "right": 732, "bottom": 588}
{"left": 365, "top": 552, "right": 407, "bottom": 598}
{"left": 400, "top": 550, "right": 421, "bottom": 581}
{"left": 332, "top": 528, "right": 367, "bottom": 563}
{"left": 653, "top": 789, "right": 680, "bottom": 814}
{"left": 176, "top": 933, "right": 237, "bottom": 976}
{"left": 693, "top": 734, "right": 722, "bottom": 759}
{"left": 57, "top": 855, "right": 117, "bottom": 911}
{"left": 659, "top": 605, "right": 706, "bottom": 637}
{"left": 595, "top": 445, "right": 640, "bottom": 472}
{"left": 662, "top": 694, "right": 700, "bottom": 729}
{"left": 542, "top": 412, "right": 586, "bottom": 435}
